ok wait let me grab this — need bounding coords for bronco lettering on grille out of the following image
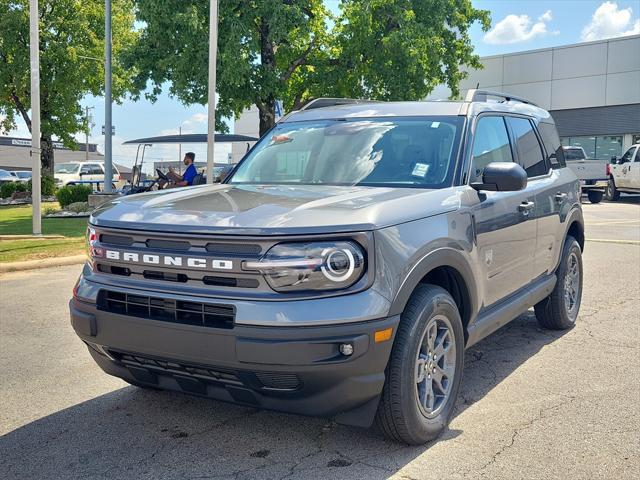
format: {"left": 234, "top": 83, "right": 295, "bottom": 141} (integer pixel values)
{"left": 101, "top": 249, "right": 233, "bottom": 270}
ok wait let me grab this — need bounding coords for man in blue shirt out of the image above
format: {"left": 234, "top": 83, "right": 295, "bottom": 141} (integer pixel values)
{"left": 167, "top": 152, "right": 198, "bottom": 186}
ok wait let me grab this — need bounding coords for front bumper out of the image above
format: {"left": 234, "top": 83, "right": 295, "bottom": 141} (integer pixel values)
{"left": 70, "top": 283, "right": 399, "bottom": 426}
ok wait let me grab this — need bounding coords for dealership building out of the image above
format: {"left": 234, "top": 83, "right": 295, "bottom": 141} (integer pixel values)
{"left": 434, "top": 34, "right": 640, "bottom": 158}
{"left": 0, "top": 136, "right": 103, "bottom": 172}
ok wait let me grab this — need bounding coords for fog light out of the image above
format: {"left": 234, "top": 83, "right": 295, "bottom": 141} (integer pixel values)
{"left": 339, "top": 343, "right": 354, "bottom": 356}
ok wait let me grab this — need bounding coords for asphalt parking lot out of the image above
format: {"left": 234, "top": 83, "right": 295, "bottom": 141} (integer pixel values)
{"left": 1, "top": 198, "right": 639, "bottom": 480}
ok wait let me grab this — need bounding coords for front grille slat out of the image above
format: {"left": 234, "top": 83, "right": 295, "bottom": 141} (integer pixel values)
{"left": 108, "top": 350, "right": 302, "bottom": 392}
{"left": 98, "top": 290, "right": 234, "bottom": 329}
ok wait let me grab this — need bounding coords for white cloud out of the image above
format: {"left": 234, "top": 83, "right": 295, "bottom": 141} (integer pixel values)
{"left": 581, "top": 1, "right": 640, "bottom": 41}
{"left": 484, "top": 10, "right": 556, "bottom": 45}
{"left": 182, "top": 112, "right": 208, "bottom": 127}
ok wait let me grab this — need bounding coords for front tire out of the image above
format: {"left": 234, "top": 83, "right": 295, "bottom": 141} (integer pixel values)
{"left": 534, "top": 235, "right": 583, "bottom": 330}
{"left": 376, "top": 285, "right": 464, "bottom": 445}
{"left": 606, "top": 178, "right": 620, "bottom": 201}
{"left": 587, "top": 190, "right": 603, "bottom": 203}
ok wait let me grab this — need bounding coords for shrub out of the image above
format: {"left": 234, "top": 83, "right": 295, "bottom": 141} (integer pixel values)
{"left": 43, "top": 205, "right": 61, "bottom": 216}
{"left": 66, "top": 201, "right": 90, "bottom": 213}
{"left": 27, "top": 175, "right": 56, "bottom": 197}
{"left": 56, "top": 184, "right": 92, "bottom": 208}
{"left": 1, "top": 181, "right": 26, "bottom": 198}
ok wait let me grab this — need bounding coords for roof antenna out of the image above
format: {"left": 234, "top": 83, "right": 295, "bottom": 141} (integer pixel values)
{"left": 476, "top": 82, "right": 480, "bottom": 89}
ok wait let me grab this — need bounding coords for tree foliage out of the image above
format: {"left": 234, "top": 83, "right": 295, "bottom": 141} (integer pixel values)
{"left": 0, "top": 0, "right": 137, "bottom": 172}
{"left": 129, "top": 0, "right": 489, "bottom": 136}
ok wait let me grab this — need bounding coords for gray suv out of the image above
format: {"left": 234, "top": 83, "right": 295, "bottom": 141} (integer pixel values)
{"left": 70, "top": 90, "right": 584, "bottom": 445}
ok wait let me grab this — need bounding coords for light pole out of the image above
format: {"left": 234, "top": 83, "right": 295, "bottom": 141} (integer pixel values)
{"left": 85, "top": 106, "right": 94, "bottom": 161}
{"left": 206, "top": 0, "right": 218, "bottom": 184}
{"left": 29, "top": 0, "right": 41, "bottom": 235}
{"left": 104, "top": 0, "right": 113, "bottom": 192}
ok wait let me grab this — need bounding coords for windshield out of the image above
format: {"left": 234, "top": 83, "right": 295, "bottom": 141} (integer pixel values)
{"left": 54, "top": 163, "right": 80, "bottom": 174}
{"left": 228, "top": 117, "right": 464, "bottom": 188}
{"left": 0, "top": 169, "right": 12, "bottom": 178}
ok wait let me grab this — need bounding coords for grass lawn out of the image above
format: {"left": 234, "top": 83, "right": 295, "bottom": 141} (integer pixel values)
{"left": 0, "top": 203, "right": 88, "bottom": 262}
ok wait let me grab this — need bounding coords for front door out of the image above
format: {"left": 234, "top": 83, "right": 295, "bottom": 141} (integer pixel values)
{"left": 617, "top": 146, "right": 637, "bottom": 188}
{"left": 469, "top": 115, "right": 537, "bottom": 308}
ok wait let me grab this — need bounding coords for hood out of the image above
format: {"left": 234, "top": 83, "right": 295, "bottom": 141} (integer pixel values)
{"left": 90, "top": 184, "right": 462, "bottom": 235}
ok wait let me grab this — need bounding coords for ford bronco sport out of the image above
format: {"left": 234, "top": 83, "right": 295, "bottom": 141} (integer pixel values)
{"left": 70, "top": 90, "right": 584, "bottom": 445}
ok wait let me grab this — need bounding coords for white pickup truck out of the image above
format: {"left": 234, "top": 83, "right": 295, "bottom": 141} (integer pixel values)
{"left": 563, "top": 146, "right": 608, "bottom": 203}
{"left": 606, "top": 144, "right": 640, "bottom": 201}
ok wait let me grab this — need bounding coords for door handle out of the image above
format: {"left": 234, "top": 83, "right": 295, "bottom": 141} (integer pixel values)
{"left": 555, "top": 192, "right": 567, "bottom": 203}
{"left": 518, "top": 201, "right": 535, "bottom": 214}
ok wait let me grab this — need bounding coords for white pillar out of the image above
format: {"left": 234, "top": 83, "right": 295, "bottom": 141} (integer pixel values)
{"left": 29, "top": 0, "right": 41, "bottom": 235}
{"left": 104, "top": 0, "right": 113, "bottom": 192}
{"left": 206, "top": 0, "right": 218, "bottom": 184}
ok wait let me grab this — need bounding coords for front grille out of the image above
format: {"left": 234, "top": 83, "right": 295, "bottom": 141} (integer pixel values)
{"left": 110, "top": 350, "right": 242, "bottom": 386}
{"left": 109, "top": 350, "right": 302, "bottom": 392}
{"left": 254, "top": 372, "right": 302, "bottom": 391}
{"left": 97, "top": 290, "right": 235, "bottom": 329}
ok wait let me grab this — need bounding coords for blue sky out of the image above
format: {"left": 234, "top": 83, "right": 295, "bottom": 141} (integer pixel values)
{"left": 3, "top": 0, "right": 640, "bottom": 168}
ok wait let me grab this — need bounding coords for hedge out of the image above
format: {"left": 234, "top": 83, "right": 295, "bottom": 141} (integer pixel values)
{"left": 56, "top": 184, "right": 93, "bottom": 208}
{"left": 0, "top": 181, "right": 27, "bottom": 199}
{"left": 27, "top": 175, "right": 56, "bottom": 197}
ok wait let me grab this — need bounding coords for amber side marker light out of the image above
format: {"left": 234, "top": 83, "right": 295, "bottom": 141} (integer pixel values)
{"left": 374, "top": 327, "right": 393, "bottom": 343}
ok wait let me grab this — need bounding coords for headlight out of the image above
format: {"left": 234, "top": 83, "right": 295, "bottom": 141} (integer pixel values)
{"left": 86, "top": 226, "right": 103, "bottom": 259}
{"left": 243, "top": 241, "right": 366, "bottom": 292}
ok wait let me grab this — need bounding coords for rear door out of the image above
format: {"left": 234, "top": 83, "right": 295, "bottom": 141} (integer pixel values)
{"left": 469, "top": 115, "right": 537, "bottom": 307}
{"left": 507, "top": 116, "right": 569, "bottom": 277}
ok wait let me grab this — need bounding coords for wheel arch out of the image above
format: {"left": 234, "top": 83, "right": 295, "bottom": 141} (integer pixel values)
{"left": 565, "top": 208, "right": 585, "bottom": 252}
{"left": 389, "top": 248, "right": 478, "bottom": 341}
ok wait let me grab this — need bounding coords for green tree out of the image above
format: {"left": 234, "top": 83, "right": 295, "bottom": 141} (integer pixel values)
{"left": 0, "top": 0, "right": 137, "bottom": 173}
{"left": 128, "top": 0, "right": 489, "bottom": 137}
{"left": 328, "top": 0, "right": 490, "bottom": 100}
{"left": 128, "top": 0, "right": 331, "bottom": 136}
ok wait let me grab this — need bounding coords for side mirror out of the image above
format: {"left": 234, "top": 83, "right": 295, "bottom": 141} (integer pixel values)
{"left": 471, "top": 162, "right": 527, "bottom": 192}
{"left": 79, "top": 171, "right": 85, "bottom": 177}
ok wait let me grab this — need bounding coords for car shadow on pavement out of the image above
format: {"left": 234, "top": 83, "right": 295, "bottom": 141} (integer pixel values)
{"left": 1, "top": 311, "right": 569, "bottom": 480}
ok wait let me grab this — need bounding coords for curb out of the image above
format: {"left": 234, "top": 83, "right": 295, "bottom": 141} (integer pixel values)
{"left": 0, "top": 255, "right": 86, "bottom": 274}
{"left": 0, "top": 234, "right": 65, "bottom": 240}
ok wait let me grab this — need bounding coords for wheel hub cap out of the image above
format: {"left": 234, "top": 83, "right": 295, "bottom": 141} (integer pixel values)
{"left": 415, "top": 315, "right": 456, "bottom": 418}
{"left": 564, "top": 251, "right": 580, "bottom": 317}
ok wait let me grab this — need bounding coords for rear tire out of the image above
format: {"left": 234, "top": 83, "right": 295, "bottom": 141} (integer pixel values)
{"left": 587, "top": 190, "right": 603, "bottom": 203}
{"left": 534, "top": 236, "right": 583, "bottom": 330}
{"left": 376, "top": 285, "right": 464, "bottom": 445}
{"left": 605, "top": 178, "right": 620, "bottom": 201}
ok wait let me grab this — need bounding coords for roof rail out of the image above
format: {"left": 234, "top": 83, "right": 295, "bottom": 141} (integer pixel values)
{"left": 465, "top": 89, "right": 538, "bottom": 107}
{"left": 299, "top": 97, "right": 379, "bottom": 111}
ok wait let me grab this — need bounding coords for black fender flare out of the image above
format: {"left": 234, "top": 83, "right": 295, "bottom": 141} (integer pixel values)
{"left": 388, "top": 247, "right": 479, "bottom": 322}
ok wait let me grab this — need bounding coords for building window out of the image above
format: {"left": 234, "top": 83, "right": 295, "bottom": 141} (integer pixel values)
{"left": 560, "top": 135, "right": 622, "bottom": 159}
{"left": 632, "top": 134, "right": 640, "bottom": 145}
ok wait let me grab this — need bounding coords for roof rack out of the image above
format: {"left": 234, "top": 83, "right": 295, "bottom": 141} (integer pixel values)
{"left": 299, "top": 97, "right": 379, "bottom": 111}
{"left": 465, "top": 89, "right": 538, "bottom": 107}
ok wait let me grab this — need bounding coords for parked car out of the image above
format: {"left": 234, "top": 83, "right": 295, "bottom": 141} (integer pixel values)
{"left": 606, "top": 144, "right": 640, "bottom": 200}
{"left": 54, "top": 161, "right": 125, "bottom": 190}
{"left": 10, "top": 171, "right": 32, "bottom": 183}
{"left": 70, "top": 91, "right": 584, "bottom": 445}
{"left": 563, "top": 146, "right": 608, "bottom": 203}
{"left": 0, "top": 169, "right": 19, "bottom": 184}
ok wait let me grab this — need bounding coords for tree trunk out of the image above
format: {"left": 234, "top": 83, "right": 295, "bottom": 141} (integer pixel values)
{"left": 40, "top": 134, "right": 54, "bottom": 176}
{"left": 258, "top": 18, "right": 276, "bottom": 136}
{"left": 258, "top": 102, "right": 276, "bottom": 136}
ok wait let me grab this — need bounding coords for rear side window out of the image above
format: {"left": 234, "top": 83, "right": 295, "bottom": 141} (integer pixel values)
{"left": 537, "top": 122, "right": 566, "bottom": 168}
{"left": 507, "top": 117, "right": 548, "bottom": 177}
{"left": 470, "top": 116, "right": 514, "bottom": 182}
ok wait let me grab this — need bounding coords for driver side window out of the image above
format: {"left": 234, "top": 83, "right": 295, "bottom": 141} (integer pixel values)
{"left": 620, "top": 147, "right": 636, "bottom": 163}
{"left": 470, "top": 116, "right": 514, "bottom": 182}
